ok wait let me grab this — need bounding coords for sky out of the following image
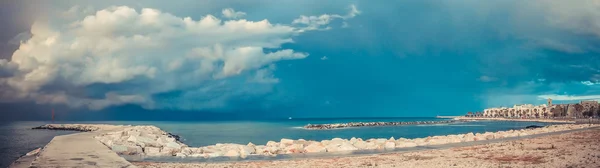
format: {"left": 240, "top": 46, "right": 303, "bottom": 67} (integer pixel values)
{"left": 1, "top": 0, "right": 600, "bottom": 121}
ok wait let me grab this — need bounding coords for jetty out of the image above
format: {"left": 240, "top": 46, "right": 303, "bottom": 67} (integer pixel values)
{"left": 303, "top": 120, "right": 457, "bottom": 130}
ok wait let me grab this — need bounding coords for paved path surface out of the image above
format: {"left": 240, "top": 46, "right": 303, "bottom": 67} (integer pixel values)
{"left": 8, "top": 154, "right": 36, "bottom": 168}
{"left": 30, "top": 130, "right": 136, "bottom": 168}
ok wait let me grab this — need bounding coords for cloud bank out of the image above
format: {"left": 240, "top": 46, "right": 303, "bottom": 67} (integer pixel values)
{"left": 0, "top": 5, "right": 358, "bottom": 110}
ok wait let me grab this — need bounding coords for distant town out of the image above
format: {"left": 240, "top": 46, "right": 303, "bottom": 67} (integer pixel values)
{"left": 465, "top": 99, "right": 600, "bottom": 118}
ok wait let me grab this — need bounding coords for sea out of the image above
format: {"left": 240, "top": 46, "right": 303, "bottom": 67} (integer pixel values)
{"left": 0, "top": 118, "right": 551, "bottom": 167}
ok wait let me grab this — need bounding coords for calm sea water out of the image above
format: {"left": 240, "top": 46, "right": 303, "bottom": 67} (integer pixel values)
{"left": 0, "top": 118, "right": 550, "bottom": 167}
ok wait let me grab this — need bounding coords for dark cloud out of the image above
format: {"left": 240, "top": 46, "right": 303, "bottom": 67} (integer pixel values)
{"left": 2, "top": 0, "right": 600, "bottom": 120}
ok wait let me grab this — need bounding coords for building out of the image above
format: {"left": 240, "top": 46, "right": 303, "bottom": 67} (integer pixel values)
{"left": 477, "top": 100, "right": 599, "bottom": 118}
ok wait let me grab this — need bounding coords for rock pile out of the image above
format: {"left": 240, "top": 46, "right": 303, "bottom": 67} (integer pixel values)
{"left": 304, "top": 120, "right": 457, "bottom": 130}
{"left": 32, "top": 124, "right": 103, "bottom": 132}
{"left": 102, "top": 124, "right": 598, "bottom": 158}
{"left": 94, "top": 126, "right": 187, "bottom": 156}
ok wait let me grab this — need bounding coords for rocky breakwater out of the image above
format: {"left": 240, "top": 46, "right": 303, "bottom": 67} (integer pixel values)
{"left": 304, "top": 120, "right": 458, "bottom": 130}
{"left": 95, "top": 124, "right": 598, "bottom": 159}
{"left": 32, "top": 124, "right": 104, "bottom": 132}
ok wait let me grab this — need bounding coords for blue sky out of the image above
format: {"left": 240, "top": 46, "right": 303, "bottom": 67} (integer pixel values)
{"left": 1, "top": 0, "right": 600, "bottom": 120}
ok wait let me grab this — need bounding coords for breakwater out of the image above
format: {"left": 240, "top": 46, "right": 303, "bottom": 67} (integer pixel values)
{"left": 303, "top": 120, "right": 458, "bottom": 130}
{"left": 32, "top": 124, "right": 103, "bottom": 132}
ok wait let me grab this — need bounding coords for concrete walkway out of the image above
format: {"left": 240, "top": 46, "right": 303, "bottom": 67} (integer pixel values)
{"left": 30, "top": 130, "right": 136, "bottom": 168}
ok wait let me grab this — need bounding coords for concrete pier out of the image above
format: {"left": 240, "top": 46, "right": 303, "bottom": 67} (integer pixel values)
{"left": 28, "top": 128, "right": 136, "bottom": 168}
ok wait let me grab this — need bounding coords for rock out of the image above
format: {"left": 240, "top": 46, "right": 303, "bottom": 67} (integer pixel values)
{"left": 384, "top": 141, "right": 395, "bottom": 149}
{"left": 474, "top": 134, "right": 486, "bottom": 141}
{"left": 389, "top": 137, "right": 395, "bottom": 141}
{"left": 224, "top": 150, "right": 240, "bottom": 157}
{"left": 259, "top": 146, "right": 280, "bottom": 155}
{"left": 161, "top": 142, "right": 182, "bottom": 155}
{"left": 375, "top": 138, "right": 387, "bottom": 144}
{"left": 396, "top": 142, "right": 418, "bottom": 148}
{"left": 294, "top": 140, "right": 311, "bottom": 147}
{"left": 326, "top": 142, "right": 358, "bottom": 152}
{"left": 137, "top": 136, "right": 161, "bottom": 147}
{"left": 284, "top": 144, "right": 305, "bottom": 154}
{"left": 205, "top": 151, "right": 224, "bottom": 158}
{"left": 485, "top": 134, "right": 495, "bottom": 140}
{"left": 240, "top": 145, "right": 256, "bottom": 156}
{"left": 321, "top": 140, "right": 331, "bottom": 146}
{"left": 127, "top": 135, "right": 138, "bottom": 143}
{"left": 304, "top": 143, "right": 327, "bottom": 153}
{"left": 254, "top": 145, "right": 266, "bottom": 154}
{"left": 353, "top": 141, "right": 368, "bottom": 149}
{"left": 180, "top": 147, "right": 194, "bottom": 155}
{"left": 247, "top": 142, "right": 256, "bottom": 147}
{"left": 144, "top": 147, "right": 161, "bottom": 156}
{"left": 266, "top": 141, "right": 278, "bottom": 147}
{"left": 281, "top": 138, "right": 294, "bottom": 146}
{"left": 111, "top": 145, "right": 142, "bottom": 155}
{"left": 413, "top": 138, "right": 426, "bottom": 145}
{"left": 350, "top": 137, "right": 358, "bottom": 144}
{"left": 127, "top": 131, "right": 141, "bottom": 137}
{"left": 127, "top": 135, "right": 160, "bottom": 148}
{"left": 165, "top": 141, "right": 182, "bottom": 149}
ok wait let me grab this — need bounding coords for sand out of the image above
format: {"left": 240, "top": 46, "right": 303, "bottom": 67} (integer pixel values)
{"left": 134, "top": 127, "right": 600, "bottom": 168}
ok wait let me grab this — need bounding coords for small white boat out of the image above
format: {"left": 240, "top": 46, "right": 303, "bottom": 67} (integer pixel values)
{"left": 288, "top": 117, "right": 292, "bottom": 120}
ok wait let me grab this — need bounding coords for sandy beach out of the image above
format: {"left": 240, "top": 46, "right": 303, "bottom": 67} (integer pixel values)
{"left": 134, "top": 126, "right": 600, "bottom": 168}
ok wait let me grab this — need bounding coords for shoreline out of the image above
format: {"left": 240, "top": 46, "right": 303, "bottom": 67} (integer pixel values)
{"left": 14, "top": 122, "right": 600, "bottom": 167}
{"left": 453, "top": 117, "right": 576, "bottom": 123}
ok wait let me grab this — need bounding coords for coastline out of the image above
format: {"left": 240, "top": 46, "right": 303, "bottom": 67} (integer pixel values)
{"left": 13, "top": 123, "right": 599, "bottom": 167}
{"left": 453, "top": 117, "right": 576, "bottom": 123}
{"left": 135, "top": 126, "right": 600, "bottom": 168}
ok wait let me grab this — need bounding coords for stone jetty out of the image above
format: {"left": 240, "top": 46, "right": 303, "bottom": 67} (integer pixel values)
{"left": 31, "top": 124, "right": 599, "bottom": 160}
{"left": 303, "top": 120, "right": 458, "bottom": 130}
{"left": 32, "top": 124, "right": 125, "bottom": 132}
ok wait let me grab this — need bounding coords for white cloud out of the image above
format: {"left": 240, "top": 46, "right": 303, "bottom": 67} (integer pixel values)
{"left": 320, "top": 56, "right": 328, "bottom": 60}
{"left": 581, "top": 81, "right": 600, "bottom": 86}
{"left": 538, "top": 94, "right": 600, "bottom": 101}
{"left": 0, "top": 5, "right": 358, "bottom": 110}
{"left": 292, "top": 4, "right": 360, "bottom": 31}
{"left": 221, "top": 8, "right": 246, "bottom": 19}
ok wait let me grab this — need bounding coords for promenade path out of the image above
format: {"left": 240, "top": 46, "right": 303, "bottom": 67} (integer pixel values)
{"left": 29, "top": 128, "right": 136, "bottom": 168}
